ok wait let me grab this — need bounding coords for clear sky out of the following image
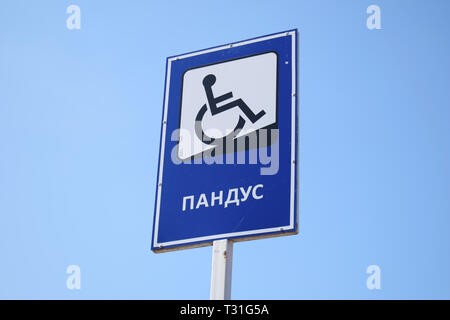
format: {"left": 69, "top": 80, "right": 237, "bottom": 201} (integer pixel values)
{"left": 1, "top": 0, "right": 449, "bottom": 299}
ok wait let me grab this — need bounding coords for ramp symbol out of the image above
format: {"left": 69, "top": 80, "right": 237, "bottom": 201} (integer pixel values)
{"left": 195, "top": 74, "right": 266, "bottom": 145}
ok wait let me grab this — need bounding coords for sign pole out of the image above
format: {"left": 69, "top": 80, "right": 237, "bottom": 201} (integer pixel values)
{"left": 210, "top": 239, "right": 233, "bottom": 300}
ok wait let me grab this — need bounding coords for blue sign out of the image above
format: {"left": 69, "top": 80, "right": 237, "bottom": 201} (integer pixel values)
{"left": 152, "top": 30, "right": 299, "bottom": 252}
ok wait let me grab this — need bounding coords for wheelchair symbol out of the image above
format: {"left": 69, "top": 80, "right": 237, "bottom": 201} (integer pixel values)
{"left": 195, "top": 74, "right": 266, "bottom": 145}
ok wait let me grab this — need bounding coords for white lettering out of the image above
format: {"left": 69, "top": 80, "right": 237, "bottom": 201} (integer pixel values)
{"left": 182, "top": 184, "right": 264, "bottom": 212}
{"left": 252, "top": 184, "right": 264, "bottom": 200}
{"left": 182, "top": 195, "right": 195, "bottom": 211}
{"left": 224, "top": 188, "right": 240, "bottom": 208}
{"left": 211, "top": 191, "right": 223, "bottom": 207}
{"left": 239, "top": 186, "right": 252, "bottom": 202}
{"left": 196, "top": 193, "right": 209, "bottom": 209}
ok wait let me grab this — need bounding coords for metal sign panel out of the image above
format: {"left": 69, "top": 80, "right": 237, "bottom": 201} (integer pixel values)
{"left": 152, "top": 30, "right": 299, "bottom": 252}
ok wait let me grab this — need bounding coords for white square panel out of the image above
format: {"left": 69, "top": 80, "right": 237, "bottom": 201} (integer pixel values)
{"left": 178, "top": 52, "right": 278, "bottom": 159}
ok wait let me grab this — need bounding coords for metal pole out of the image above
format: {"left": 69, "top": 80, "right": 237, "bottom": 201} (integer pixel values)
{"left": 210, "top": 239, "right": 233, "bottom": 300}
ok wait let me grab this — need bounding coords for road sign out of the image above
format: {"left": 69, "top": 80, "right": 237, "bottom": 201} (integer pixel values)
{"left": 152, "top": 30, "right": 299, "bottom": 252}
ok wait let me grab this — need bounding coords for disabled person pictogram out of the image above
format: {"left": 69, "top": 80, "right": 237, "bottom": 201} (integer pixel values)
{"left": 195, "top": 74, "right": 266, "bottom": 145}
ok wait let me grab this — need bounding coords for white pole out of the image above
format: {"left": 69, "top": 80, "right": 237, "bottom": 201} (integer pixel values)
{"left": 210, "top": 239, "right": 233, "bottom": 300}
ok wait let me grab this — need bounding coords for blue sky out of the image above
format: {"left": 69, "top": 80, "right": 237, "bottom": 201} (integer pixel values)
{"left": 1, "top": 0, "right": 449, "bottom": 299}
